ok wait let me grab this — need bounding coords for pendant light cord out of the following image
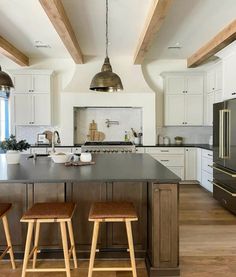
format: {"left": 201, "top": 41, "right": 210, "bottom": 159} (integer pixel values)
{"left": 105, "top": 0, "right": 108, "bottom": 58}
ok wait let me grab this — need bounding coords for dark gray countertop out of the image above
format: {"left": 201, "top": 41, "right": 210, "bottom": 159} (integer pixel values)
{"left": 30, "top": 143, "right": 213, "bottom": 151}
{"left": 0, "top": 153, "right": 180, "bottom": 183}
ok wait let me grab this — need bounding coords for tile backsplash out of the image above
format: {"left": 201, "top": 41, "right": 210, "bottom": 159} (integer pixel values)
{"left": 157, "top": 126, "right": 213, "bottom": 144}
{"left": 74, "top": 107, "right": 142, "bottom": 144}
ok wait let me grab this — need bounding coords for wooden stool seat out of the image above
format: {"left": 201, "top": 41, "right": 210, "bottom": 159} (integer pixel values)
{"left": 89, "top": 201, "right": 138, "bottom": 221}
{"left": 22, "top": 202, "right": 76, "bottom": 220}
{"left": 0, "top": 203, "right": 16, "bottom": 270}
{"left": 88, "top": 201, "right": 138, "bottom": 277}
{"left": 21, "top": 202, "right": 77, "bottom": 277}
{"left": 0, "top": 203, "right": 12, "bottom": 217}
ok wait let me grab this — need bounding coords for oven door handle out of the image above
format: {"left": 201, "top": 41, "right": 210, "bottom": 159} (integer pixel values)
{"left": 210, "top": 181, "right": 236, "bottom": 196}
{"left": 210, "top": 164, "right": 236, "bottom": 178}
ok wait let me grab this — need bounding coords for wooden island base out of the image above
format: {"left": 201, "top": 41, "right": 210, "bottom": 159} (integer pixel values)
{"left": 0, "top": 154, "right": 180, "bottom": 276}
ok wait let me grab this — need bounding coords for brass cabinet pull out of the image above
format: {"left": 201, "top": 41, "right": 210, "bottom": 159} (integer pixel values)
{"left": 210, "top": 181, "right": 236, "bottom": 196}
{"left": 210, "top": 164, "right": 236, "bottom": 177}
{"left": 160, "top": 160, "right": 169, "bottom": 162}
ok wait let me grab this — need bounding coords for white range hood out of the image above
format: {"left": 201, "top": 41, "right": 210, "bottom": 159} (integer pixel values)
{"left": 60, "top": 56, "right": 156, "bottom": 146}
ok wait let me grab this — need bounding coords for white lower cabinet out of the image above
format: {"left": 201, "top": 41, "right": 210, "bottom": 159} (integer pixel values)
{"left": 200, "top": 149, "right": 213, "bottom": 192}
{"left": 185, "top": 148, "right": 197, "bottom": 180}
{"left": 145, "top": 147, "right": 185, "bottom": 179}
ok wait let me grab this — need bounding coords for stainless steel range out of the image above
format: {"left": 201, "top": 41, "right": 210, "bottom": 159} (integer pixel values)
{"left": 81, "top": 141, "right": 136, "bottom": 153}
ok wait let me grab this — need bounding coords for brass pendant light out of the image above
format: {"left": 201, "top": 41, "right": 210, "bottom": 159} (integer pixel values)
{"left": 90, "top": 0, "right": 123, "bottom": 92}
{"left": 0, "top": 66, "right": 14, "bottom": 99}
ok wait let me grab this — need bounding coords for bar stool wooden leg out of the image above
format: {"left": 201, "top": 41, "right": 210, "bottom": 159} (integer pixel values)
{"left": 67, "top": 220, "right": 78, "bottom": 268}
{"left": 21, "top": 222, "right": 34, "bottom": 277}
{"left": 2, "top": 215, "right": 16, "bottom": 269}
{"left": 60, "top": 221, "right": 71, "bottom": 277}
{"left": 32, "top": 221, "right": 40, "bottom": 269}
{"left": 88, "top": 221, "right": 100, "bottom": 277}
{"left": 125, "top": 220, "right": 137, "bottom": 277}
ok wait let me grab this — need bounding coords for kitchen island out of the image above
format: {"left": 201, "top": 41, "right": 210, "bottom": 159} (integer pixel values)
{"left": 0, "top": 153, "right": 180, "bottom": 276}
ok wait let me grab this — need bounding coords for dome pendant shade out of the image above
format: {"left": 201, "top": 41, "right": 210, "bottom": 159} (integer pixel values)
{"left": 0, "top": 66, "right": 14, "bottom": 99}
{"left": 90, "top": 57, "right": 123, "bottom": 92}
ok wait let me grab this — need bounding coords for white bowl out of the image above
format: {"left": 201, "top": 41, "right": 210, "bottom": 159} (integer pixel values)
{"left": 50, "top": 153, "right": 73, "bottom": 163}
{"left": 80, "top": 153, "right": 92, "bottom": 163}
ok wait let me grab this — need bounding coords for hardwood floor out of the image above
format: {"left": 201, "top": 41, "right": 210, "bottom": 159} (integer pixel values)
{"left": 180, "top": 184, "right": 236, "bottom": 277}
{"left": 1, "top": 184, "right": 236, "bottom": 276}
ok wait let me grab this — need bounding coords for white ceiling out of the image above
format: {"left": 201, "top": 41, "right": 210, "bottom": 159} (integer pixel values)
{"left": 0, "top": 0, "right": 236, "bottom": 63}
{"left": 146, "top": 0, "right": 236, "bottom": 60}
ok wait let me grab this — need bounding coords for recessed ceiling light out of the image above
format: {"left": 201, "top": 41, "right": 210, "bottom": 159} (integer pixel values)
{"left": 168, "top": 42, "right": 182, "bottom": 50}
{"left": 34, "top": 40, "right": 51, "bottom": 49}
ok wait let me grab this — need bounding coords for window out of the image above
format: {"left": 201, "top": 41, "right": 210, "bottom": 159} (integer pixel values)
{"left": 0, "top": 98, "right": 9, "bottom": 141}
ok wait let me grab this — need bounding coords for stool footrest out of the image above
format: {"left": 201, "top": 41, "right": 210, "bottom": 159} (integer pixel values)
{"left": 93, "top": 267, "right": 133, "bottom": 272}
{"left": 26, "top": 268, "right": 66, "bottom": 272}
{"left": 0, "top": 246, "right": 10, "bottom": 260}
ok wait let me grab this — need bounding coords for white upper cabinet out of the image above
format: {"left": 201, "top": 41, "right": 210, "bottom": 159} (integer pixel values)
{"left": 12, "top": 71, "right": 52, "bottom": 94}
{"left": 165, "top": 95, "right": 185, "bottom": 125}
{"left": 166, "top": 76, "right": 185, "bottom": 94}
{"left": 163, "top": 72, "right": 204, "bottom": 126}
{"left": 13, "top": 75, "right": 32, "bottom": 93}
{"left": 10, "top": 70, "right": 53, "bottom": 126}
{"left": 205, "top": 62, "right": 223, "bottom": 126}
{"left": 185, "top": 95, "right": 203, "bottom": 125}
{"left": 185, "top": 76, "right": 203, "bottom": 94}
{"left": 32, "top": 75, "right": 51, "bottom": 93}
{"left": 222, "top": 52, "right": 236, "bottom": 100}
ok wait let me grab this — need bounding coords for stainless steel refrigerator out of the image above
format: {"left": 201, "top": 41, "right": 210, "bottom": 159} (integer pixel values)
{"left": 213, "top": 98, "right": 236, "bottom": 214}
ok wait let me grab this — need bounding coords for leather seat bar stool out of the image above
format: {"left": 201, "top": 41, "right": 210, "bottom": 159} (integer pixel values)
{"left": 0, "top": 203, "right": 16, "bottom": 269}
{"left": 20, "top": 202, "right": 77, "bottom": 277}
{"left": 88, "top": 201, "right": 138, "bottom": 277}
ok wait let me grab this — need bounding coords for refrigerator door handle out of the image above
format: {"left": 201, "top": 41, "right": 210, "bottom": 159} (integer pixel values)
{"left": 210, "top": 164, "right": 236, "bottom": 177}
{"left": 211, "top": 181, "right": 236, "bottom": 196}
{"left": 219, "top": 109, "right": 231, "bottom": 159}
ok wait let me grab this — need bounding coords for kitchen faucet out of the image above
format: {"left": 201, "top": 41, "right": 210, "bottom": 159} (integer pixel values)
{"left": 51, "top": 131, "right": 61, "bottom": 153}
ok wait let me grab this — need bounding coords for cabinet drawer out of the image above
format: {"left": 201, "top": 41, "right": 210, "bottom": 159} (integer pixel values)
{"left": 213, "top": 182, "right": 236, "bottom": 214}
{"left": 202, "top": 149, "right": 213, "bottom": 159}
{"left": 201, "top": 170, "right": 213, "bottom": 192}
{"left": 202, "top": 157, "right": 213, "bottom": 174}
{"left": 145, "top": 147, "right": 184, "bottom": 155}
{"left": 150, "top": 154, "right": 184, "bottom": 166}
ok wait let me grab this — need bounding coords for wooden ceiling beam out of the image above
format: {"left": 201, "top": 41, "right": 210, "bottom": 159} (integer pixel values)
{"left": 39, "top": 0, "right": 84, "bottom": 64}
{"left": 188, "top": 19, "right": 236, "bottom": 68}
{"left": 0, "top": 36, "right": 29, "bottom": 66}
{"left": 133, "top": 0, "right": 173, "bottom": 64}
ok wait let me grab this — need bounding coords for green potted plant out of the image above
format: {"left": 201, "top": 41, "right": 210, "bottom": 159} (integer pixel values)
{"left": 0, "top": 135, "right": 30, "bottom": 164}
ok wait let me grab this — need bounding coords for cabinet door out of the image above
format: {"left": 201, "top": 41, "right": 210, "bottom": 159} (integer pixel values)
{"left": 165, "top": 95, "right": 185, "bottom": 125}
{"left": 166, "top": 76, "right": 185, "bottom": 94}
{"left": 69, "top": 182, "right": 106, "bottom": 250}
{"left": 32, "top": 75, "right": 51, "bottom": 93}
{"left": 13, "top": 94, "right": 32, "bottom": 125}
{"left": 206, "top": 92, "right": 214, "bottom": 126}
{"left": 13, "top": 75, "right": 32, "bottom": 93}
{"left": 186, "top": 76, "right": 203, "bottom": 94}
{"left": 185, "top": 148, "right": 197, "bottom": 180}
{"left": 214, "top": 91, "right": 222, "bottom": 103}
{"left": 0, "top": 183, "right": 27, "bottom": 251}
{"left": 107, "top": 182, "right": 147, "bottom": 251}
{"left": 215, "top": 64, "right": 222, "bottom": 91}
{"left": 32, "top": 94, "right": 51, "bottom": 125}
{"left": 32, "top": 183, "right": 65, "bottom": 248}
{"left": 206, "top": 70, "right": 215, "bottom": 93}
{"left": 223, "top": 53, "right": 236, "bottom": 100}
{"left": 185, "top": 95, "right": 203, "bottom": 125}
